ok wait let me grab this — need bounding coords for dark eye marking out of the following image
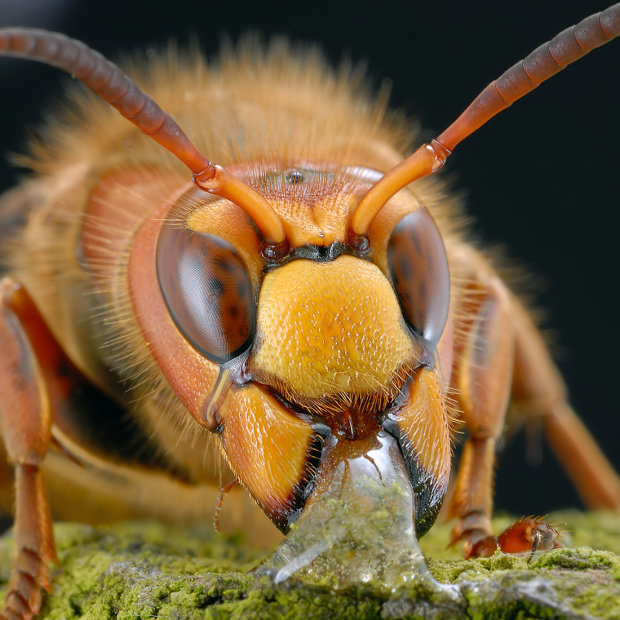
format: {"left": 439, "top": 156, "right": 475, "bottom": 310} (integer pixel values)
{"left": 258, "top": 167, "right": 335, "bottom": 191}
{"left": 285, "top": 170, "right": 305, "bottom": 184}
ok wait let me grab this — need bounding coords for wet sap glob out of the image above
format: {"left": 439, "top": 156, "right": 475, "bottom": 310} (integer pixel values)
{"left": 258, "top": 432, "right": 441, "bottom": 589}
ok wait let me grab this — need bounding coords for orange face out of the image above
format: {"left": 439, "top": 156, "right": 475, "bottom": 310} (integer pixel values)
{"left": 135, "top": 161, "right": 453, "bottom": 535}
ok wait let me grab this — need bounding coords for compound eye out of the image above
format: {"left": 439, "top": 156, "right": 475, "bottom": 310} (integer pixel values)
{"left": 387, "top": 207, "right": 450, "bottom": 347}
{"left": 157, "top": 225, "right": 255, "bottom": 364}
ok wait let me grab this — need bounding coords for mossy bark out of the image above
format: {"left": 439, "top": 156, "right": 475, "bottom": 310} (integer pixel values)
{"left": 1, "top": 511, "right": 619, "bottom": 619}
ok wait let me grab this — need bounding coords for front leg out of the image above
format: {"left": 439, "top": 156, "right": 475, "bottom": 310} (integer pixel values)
{"left": 0, "top": 279, "right": 58, "bottom": 620}
{"left": 446, "top": 273, "right": 515, "bottom": 557}
{"left": 446, "top": 246, "right": 620, "bottom": 558}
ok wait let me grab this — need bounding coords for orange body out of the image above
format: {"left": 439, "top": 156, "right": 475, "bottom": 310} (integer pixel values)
{"left": 0, "top": 43, "right": 458, "bottom": 533}
{"left": 0, "top": 32, "right": 618, "bottom": 532}
{"left": 0, "top": 18, "right": 619, "bottom": 618}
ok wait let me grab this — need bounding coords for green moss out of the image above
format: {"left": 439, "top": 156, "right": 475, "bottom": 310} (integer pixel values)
{"left": 1, "top": 512, "right": 619, "bottom": 618}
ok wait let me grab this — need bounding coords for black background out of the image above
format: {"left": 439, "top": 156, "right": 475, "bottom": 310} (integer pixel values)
{"left": 0, "top": 0, "right": 618, "bottom": 517}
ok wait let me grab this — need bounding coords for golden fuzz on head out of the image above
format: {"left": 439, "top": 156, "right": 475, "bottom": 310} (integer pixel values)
{"left": 23, "top": 37, "right": 414, "bottom": 177}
